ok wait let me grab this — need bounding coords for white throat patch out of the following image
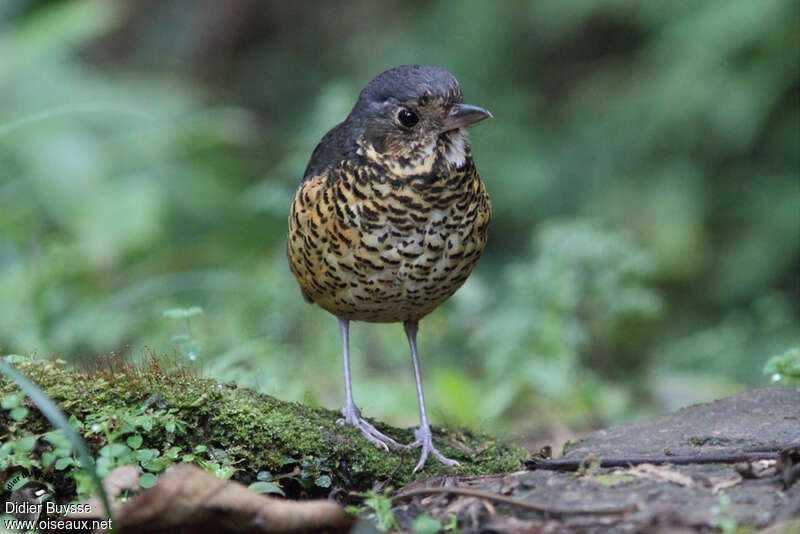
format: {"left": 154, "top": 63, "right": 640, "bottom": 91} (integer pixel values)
{"left": 444, "top": 130, "right": 468, "bottom": 168}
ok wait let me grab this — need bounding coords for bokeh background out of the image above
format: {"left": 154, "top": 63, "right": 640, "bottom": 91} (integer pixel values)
{"left": 1, "top": 0, "right": 797, "bottom": 443}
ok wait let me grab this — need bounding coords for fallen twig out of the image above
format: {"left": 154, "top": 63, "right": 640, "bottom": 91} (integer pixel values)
{"left": 392, "top": 487, "right": 637, "bottom": 517}
{"left": 526, "top": 451, "right": 779, "bottom": 471}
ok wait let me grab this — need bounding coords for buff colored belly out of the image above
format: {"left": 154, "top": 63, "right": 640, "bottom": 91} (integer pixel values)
{"left": 313, "top": 219, "right": 484, "bottom": 322}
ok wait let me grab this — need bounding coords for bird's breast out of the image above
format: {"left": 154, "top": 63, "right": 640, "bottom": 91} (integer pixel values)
{"left": 288, "top": 161, "right": 491, "bottom": 322}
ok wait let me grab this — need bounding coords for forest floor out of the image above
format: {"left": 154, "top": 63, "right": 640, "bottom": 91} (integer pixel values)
{"left": 389, "top": 387, "right": 799, "bottom": 533}
{"left": 2, "top": 357, "right": 798, "bottom": 533}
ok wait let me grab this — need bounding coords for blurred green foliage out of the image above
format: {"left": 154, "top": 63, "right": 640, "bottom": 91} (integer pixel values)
{"left": 763, "top": 347, "right": 800, "bottom": 385}
{"left": 0, "top": 0, "right": 797, "bottom": 436}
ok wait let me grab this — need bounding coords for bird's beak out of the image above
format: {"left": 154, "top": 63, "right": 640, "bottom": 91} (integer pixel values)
{"left": 441, "top": 103, "right": 493, "bottom": 133}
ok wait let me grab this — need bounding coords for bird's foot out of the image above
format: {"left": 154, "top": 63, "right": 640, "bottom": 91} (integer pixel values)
{"left": 338, "top": 404, "right": 401, "bottom": 451}
{"left": 406, "top": 424, "right": 459, "bottom": 473}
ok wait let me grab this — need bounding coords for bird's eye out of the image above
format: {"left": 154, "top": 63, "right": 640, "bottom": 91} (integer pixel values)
{"left": 397, "top": 108, "right": 419, "bottom": 128}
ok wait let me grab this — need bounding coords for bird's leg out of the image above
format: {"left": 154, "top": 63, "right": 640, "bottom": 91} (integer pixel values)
{"left": 403, "top": 320, "right": 459, "bottom": 472}
{"left": 337, "top": 317, "right": 401, "bottom": 450}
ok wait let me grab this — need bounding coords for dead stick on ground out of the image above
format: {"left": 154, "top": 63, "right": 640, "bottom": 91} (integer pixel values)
{"left": 526, "top": 451, "right": 778, "bottom": 471}
{"left": 392, "top": 487, "right": 636, "bottom": 517}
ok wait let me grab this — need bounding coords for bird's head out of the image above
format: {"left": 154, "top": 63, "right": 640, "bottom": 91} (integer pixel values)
{"left": 349, "top": 65, "right": 491, "bottom": 176}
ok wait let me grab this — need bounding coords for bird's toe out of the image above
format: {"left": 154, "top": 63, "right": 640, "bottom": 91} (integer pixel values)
{"left": 408, "top": 424, "right": 459, "bottom": 472}
{"left": 341, "top": 404, "right": 401, "bottom": 450}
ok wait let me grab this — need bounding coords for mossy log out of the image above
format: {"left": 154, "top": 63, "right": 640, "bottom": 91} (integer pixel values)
{"left": 0, "top": 356, "right": 526, "bottom": 501}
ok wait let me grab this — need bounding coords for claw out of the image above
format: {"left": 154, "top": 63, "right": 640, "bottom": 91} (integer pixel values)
{"left": 407, "top": 424, "right": 459, "bottom": 473}
{"left": 340, "top": 404, "right": 401, "bottom": 450}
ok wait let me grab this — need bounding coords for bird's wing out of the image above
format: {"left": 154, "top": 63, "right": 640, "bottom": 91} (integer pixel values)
{"left": 301, "top": 121, "right": 357, "bottom": 183}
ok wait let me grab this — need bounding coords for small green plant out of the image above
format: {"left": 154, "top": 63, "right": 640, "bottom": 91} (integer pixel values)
{"left": 346, "top": 488, "right": 399, "bottom": 532}
{"left": 1, "top": 364, "right": 239, "bottom": 501}
{"left": 412, "top": 513, "right": 443, "bottom": 534}
{"left": 763, "top": 347, "right": 800, "bottom": 385}
{"left": 70, "top": 405, "right": 236, "bottom": 494}
{"left": 279, "top": 456, "right": 333, "bottom": 490}
{"left": 2, "top": 390, "right": 29, "bottom": 422}
{"left": 0, "top": 356, "right": 112, "bottom": 519}
{"left": 0, "top": 394, "right": 76, "bottom": 476}
{"left": 710, "top": 494, "right": 738, "bottom": 534}
{"left": 162, "top": 306, "right": 204, "bottom": 361}
{"left": 248, "top": 470, "right": 285, "bottom": 496}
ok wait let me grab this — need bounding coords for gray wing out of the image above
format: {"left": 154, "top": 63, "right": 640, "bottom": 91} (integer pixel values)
{"left": 301, "top": 120, "right": 359, "bottom": 182}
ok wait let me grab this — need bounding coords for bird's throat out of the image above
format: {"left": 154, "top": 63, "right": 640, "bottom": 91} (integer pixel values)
{"left": 441, "top": 129, "right": 468, "bottom": 169}
{"left": 358, "top": 130, "right": 470, "bottom": 179}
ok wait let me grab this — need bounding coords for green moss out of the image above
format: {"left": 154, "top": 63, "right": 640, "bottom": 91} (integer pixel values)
{"left": 1, "top": 356, "right": 527, "bottom": 500}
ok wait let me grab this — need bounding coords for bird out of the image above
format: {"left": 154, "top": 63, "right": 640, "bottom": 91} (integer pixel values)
{"left": 8, "top": 480, "right": 51, "bottom": 523}
{"left": 287, "top": 65, "right": 492, "bottom": 472}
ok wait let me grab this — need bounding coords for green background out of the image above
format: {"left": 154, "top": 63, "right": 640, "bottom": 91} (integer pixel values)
{"left": 1, "top": 0, "right": 797, "bottom": 440}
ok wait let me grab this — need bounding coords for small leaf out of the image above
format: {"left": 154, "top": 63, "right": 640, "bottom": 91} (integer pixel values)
{"left": 162, "top": 307, "right": 203, "bottom": 319}
{"left": 167, "top": 446, "right": 182, "bottom": 459}
{"left": 213, "top": 465, "right": 236, "bottom": 480}
{"left": 412, "top": 514, "right": 442, "bottom": 534}
{"left": 42, "top": 452, "right": 56, "bottom": 468}
{"left": 10, "top": 407, "right": 28, "bottom": 421}
{"left": 55, "top": 457, "right": 73, "bottom": 470}
{"left": 203, "top": 461, "right": 221, "bottom": 472}
{"left": 184, "top": 306, "right": 203, "bottom": 317}
{"left": 43, "top": 431, "right": 68, "bottom": 448}
{"left": 249, "top": 481, "right": 285, "bottom": 496}
{"left": 141, "top": 457, "right": 169, "bottom": 473}
{"left": 194, "top": 445, "right": 207, "bottom": 453}
{"left": 4, "top": 355, "right": 28, "bottom": 364}
{"left": 107, "top": 443, "right": 131, "bottom": 458}
{"left": 95, "top": 456, "right": 112, "bottom": 477}
{"left": 135, "top": 449, "right": 159, "bottom": 462}
{"left": 1, "top": 392, "right": 24, "bottom": 409}
{"left": 257, "top": 470, "right": 273, "bottom": 481}
{"left": 314, "top": 474, "right": 331, "bottom": 488}
{"left": 138, "top": 417, "right": 154, "bottom": 432}
{"left": 140, "top": 473, "right": 157, "bottom": 488}
{"left": 120, "top": 415, "right": 138, "bottom": 433}
{"left": 68, "top": 414, "right": 82, "bottom": 430}
{"left": 126, "top": 434, "right": 143, "bottom": 450}
{"left": 345, "top": 505, "right": 362, "bottom": 516}
{"left": 15, "top": 436, "right": 37, "bottom": 452}
{"left": 162, "top": 308, "right": 186, "bottom": 319}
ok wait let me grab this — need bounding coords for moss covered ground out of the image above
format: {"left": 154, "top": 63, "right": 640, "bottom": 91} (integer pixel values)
{"left": 0, "top": 355, "right": 527, "bottom": 501}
